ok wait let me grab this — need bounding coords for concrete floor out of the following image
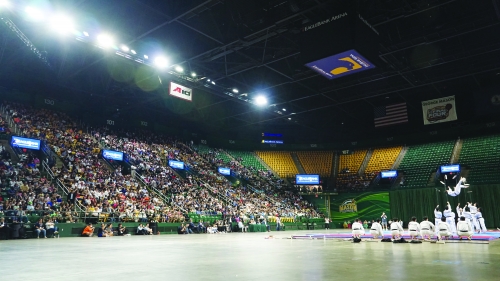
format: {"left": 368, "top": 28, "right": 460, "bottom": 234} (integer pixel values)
{"left": 1, "top": 230, "right": 499, "bottom": 281}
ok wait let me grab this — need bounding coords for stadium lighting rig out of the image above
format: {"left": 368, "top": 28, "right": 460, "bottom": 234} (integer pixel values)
{"left": 0, "top": 2, "right": 294, "bottom": 120}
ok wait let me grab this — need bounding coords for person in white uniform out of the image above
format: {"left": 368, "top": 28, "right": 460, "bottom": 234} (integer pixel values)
{"left": 408, "top": 216, "right": 421, "bottom": 240}
{"left": 351, "top": 218, "right": 365, "bottom": 239}
{"left": 456, "top": 216, "right": 473, "bottom": 240}
{"left": 390, "top": 218, "right": 403, "bottom": 239}
{"left": 468, "top": 202, "right": 479, "bottom": 232}
{"left": 419, "top": 216, "right": 435, "bottom": 240}
{"left": 444, "top": 202, "right": 456, "bottom": 235}
{"left": 462, "top": 206, "right": 473, "bottom": 225}
{"left": 456, "top": 203, "right": 463, "bottom": 218}
{"left": 370, "top": 219, "right": 384, "bottom": 239}
{"left": 446, "top": 177, "right": 469, "bottom": 197}
{"left": 434, "top": 206, "right": 442, "bottom": 234}
{"left": 475, "top": 208, "right": 487, "bottom": 233}
{"left": 437, "top": 217, "right": 452, "bottom": 241}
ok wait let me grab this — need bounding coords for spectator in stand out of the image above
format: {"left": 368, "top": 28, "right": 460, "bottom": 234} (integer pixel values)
{"left": 45, "top": 218, "right": 58, "bottom": 238}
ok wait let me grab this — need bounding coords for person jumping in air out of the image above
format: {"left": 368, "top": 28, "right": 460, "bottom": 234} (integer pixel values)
{"left": 446, "top": 177, "right": 469, "bottom": 197}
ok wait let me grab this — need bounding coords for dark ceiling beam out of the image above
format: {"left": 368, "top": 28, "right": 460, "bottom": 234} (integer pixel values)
{"left": 174, "top": 20, "right": 224, "bottom": 45}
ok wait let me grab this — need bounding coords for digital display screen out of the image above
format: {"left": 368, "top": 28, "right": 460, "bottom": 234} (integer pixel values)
{"left": 218, "top": 167, "right": 231, "bottom": 176}
{"left": 305, "top": 49, "right": 375, "bottom": 80}
{"left": 11, "top": 136, "right": 41, "bottom": 150}
{"left": 296, "top": 174, "right": 320, "bottom": 185}
{"left": 440, "top": 165, "right": 460, "bottom": 173}
{"left": 262, "top": 140, "right": 284, "bottom": 144}
{"left": 102, "top": 150, "right": 124, "bottom": 161}
{"left": 262, "top": 132, "right": 283, "bottom": 137}
{"left": 381, "top": 170, "right": 398, "bottom": 178}
{"left": 169, "top": 160, "right": 185, "bottom": 169}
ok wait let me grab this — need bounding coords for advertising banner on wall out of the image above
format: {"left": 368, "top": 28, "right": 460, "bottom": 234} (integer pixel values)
{"left": 422, "top": 95, "right": 457, "bottom": 125}
{"left": 330, "top": 192, "right": 390, "bottom": 223}
{"left": 169, "top": 82, "right": 192, "bottom": 102}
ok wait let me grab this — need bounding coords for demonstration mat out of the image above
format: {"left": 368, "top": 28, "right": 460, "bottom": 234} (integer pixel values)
{"left": 291, "top": 231, "right": 500, "bottom": 241}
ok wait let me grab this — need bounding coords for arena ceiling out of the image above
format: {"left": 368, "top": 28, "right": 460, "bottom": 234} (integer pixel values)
{"left": 1, "top": 0, "right": 500, "bottom": 143}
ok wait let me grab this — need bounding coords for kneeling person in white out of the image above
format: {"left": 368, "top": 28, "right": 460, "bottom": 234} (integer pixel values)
{"left": 419, "top": 216, "right": 435, "bottom": 240}
{"left": 351, "top": 218, "right": 365, "bottom": 239}
{"left": 457, "top": 216, "right": 473, "bottom": 240}
{"left": 370, "top": 219, "right": 384, "bottom": 239}
{"left": 408, "top": 216, "right": 421, "bottom": 240}
{"left": 390, "top": 218, "right": 403, "bottom": 239}
{"left": 437, "top": 217, "right": 452, "bottom": 241}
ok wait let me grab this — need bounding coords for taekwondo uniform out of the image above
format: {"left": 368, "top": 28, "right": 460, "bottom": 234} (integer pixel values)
{"left": 408, "top": 221, "right": 421, "bottom": 239}
{"left": 437, "top": 221, "right": 452, "bottom": 240}
{"left": 434, "top": 210, "right": 442, "bottom": 234}
{"left": 469, "top": 204, "right": 479, "bottom": 231}
{"left": 351, "top": 221, "right": 365, "bottom": 238}
{"left": 463, "top": 211, "right": 473, "bottom": 225}
{"left": 475, "top": 211, "right": 487, "bottom": 233}
{"left": 457, "top": 220, "right": 473, "bottom": 239}
{"left": 370, "top": 222, "right": 383, "bottom": 238}
{"left": 443, "top": 208, "right": 455, "bottom": 235}
{"left": 449, "top": 212, "right": 457, "bottom": 235}
{"left": 390, "top": 221, "right": 403, "bottom": 238}
{"left": 419, "top": 220, "right": 435, "bottom": 239}
{"left": 447, "top": 178, "right": 466, "bottom": 197}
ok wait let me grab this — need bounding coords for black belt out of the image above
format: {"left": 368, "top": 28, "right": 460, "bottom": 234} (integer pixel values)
{"left": 353, "top": 228, "right": 360, "bottom": 230}
{"left": 422, "top": 228, "right": 429, "bottom": 230}
{"left": 391, "top": 229, "right": 399, "bottom": 231}
{"left": 477, "top": 217, "right": 482, "bottom": 219}
{"left": 459, "top": 230, "right": 468, "bottom": 232}
{"left": 409, "top": 229, "right": 417, "bottom": 231}
{"left": 439, "top": 229, "right": 447, "bottom": 231}
{"left": 371, "top": 229, "right": 377, "bottom": 231}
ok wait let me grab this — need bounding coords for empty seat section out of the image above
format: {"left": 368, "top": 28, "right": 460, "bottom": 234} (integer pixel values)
{"left": 296, "top": 151, "right": 334, "bottom": 177}
{"left": 255, "top": 151, "right": 299, "bottom": 178}
{"left": 228, "top": 150, "right": 267, "bottom": 171}
{"left": 336, "top": 150, "right": 368, "bottom": 188}
{"left": 458, "top": 134, "right": 500, "bottom": 184}
{"left": 398, "top": 141, "right": 455, "bottom": 188}
{"left": 364, "top": 146, "right": 402, "bottom": 175}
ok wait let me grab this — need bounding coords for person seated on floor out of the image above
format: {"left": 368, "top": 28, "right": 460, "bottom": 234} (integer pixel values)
{"left": 0, "top": 218, "right": 12, "bottom": 240}
{"left": 177, "top": 223, "right": 187, "bottom": 235}
{"left": 35, "top": 219, "right": 47, "bottom": 239}
{"left": 82, "top": 223, "right": 95, "bottom": 237}
{"left": 104, "top": 223, "right": 114, "bottom": 237}
{"left": 143, "top": 223, "right": 153, "bottom": 235}
{"left": 187, "top": 219, "right": 196, "bottom": 234}
{"left": 116, "top": 223, "right": 129, "bottom": 236}
{"left": 197, "top": 220, "right": 206, "bottom": 233}
{"left": 97, "top": 223, "right": 106, "bottom": 237}
{"left": 45, "top": 218, "right": 59, "bottom": 238}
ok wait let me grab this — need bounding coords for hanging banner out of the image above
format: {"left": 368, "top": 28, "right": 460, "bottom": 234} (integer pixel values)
{"left": 422, "top": 95, "right": 457, "bottom": 125}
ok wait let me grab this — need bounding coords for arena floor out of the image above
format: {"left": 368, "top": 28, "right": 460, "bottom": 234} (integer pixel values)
{"left": 1, "top": 229, "right": 499, "bottom": 281}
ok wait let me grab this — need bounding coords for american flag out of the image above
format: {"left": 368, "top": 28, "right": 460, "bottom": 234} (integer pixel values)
{"left": 374, "top": 103, "right": 408, "bottom": 127}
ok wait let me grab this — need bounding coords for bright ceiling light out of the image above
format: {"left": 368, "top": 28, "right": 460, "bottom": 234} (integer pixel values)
{"left": 131, "top": 49, "right": 137, "bottom": 55}
{"left": 211, "top": 81, "right": 215, "bottom": 85}
{"left": 154, "top": 56, "right": 169, "bottom": 69}
{"left": 0, "top": 0, "right": 11, "bottom": 7}
{"left": 97, "top": 33, "right": 114, "bottom": 48}
{"left": 25, "top": 6, "right": 44, "bottom": 21}
{"left": 144, "top": 54, "right": 148, "bottom": 59}
{"left": 288, "top": 118, "right": 292, "bottom": 120}
{"left": 120, "top": 45, "right": 129, "bottom": 52}
{"left": 83, "top": 31, "right": 89, "bottom": 37}
{"left": 50, "top": 14, "right": 75, "bottom": 35}
{"left": 191, "top": 72, "right": 196, "bottom": 77}
{"left": 254, "top": 95, "right": 268, "bottom": 106}
{"left": 174, "top": 65, "right": 184, "bottom": 73}
{"left": 207, "top": 79, "right": 210, "bottom": 82}
{"left": 282, "top": 108, "right": 286, "bottom": 111}
{"left": 232, "top": 88, "right": 239, "bottom": 93}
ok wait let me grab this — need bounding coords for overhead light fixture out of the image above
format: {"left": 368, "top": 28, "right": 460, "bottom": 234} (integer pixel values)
{"left": 50, "top": 14, "right": 75, "bottom": 35}
{"left": 207, "top": 79, "right": 210, "bottom": 82}
{"left": 83, "top": 31, "right": 89, "bottom": 37}
{"left": 174, "top": 65, "right": 184, "bottom": 73}
{"left": 131, "top": 50, "right": 137, "bottom": 55}
{"left": 288, "top": 118, "right": 292, "bottom": 120}
{"left": 232, "top": 88, "right": 239, "bottom": 93}
{"left": 97, "top": 33, "right": 114, "bottom": 48}
{"left": 254, "top": 95, "right": 267, "bottom": 106}
{"left": 154, "top": 56, "right": 169, "bottom": 69}
{"left": 211, "top": 81, "right": 215, "bottom": 85}
{"left": 0, "top": 0, "right": 11, "bottom": 7}
{"left": 144, "top": 54, "right": 148, "bottom": 59}
{"left": 282, "top": 108, "right": 286, "bottom": 111}
{"left": 191, "top": 72, "right": 196, "bottom": 77}
{"left": 120, "top": 45, "right": 129, "bottom": 52}
{"left": 25, "top": 6, "right": 44, "bottom": 21}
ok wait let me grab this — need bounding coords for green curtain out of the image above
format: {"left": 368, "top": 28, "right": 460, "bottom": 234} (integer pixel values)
{"left": 390, "top": 184, "right": 500, "bottom": 228}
